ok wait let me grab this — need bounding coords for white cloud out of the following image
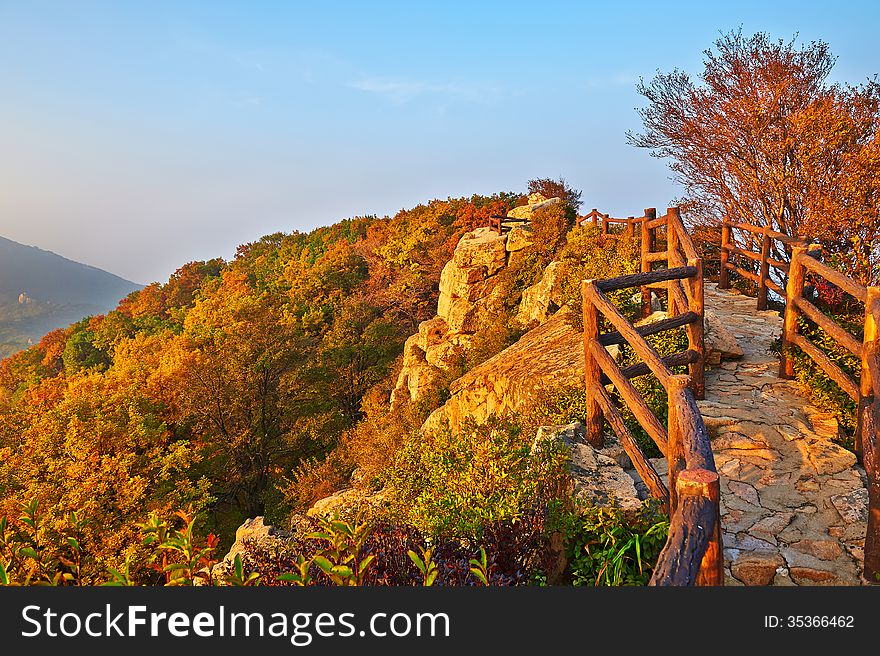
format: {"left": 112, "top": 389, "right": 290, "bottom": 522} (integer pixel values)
{"left": 348, "top": 77, "right": 500, "bottom": 104}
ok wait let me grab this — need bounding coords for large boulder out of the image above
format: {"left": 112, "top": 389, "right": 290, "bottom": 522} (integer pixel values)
{"left": 423, "top": 308, "right": 585, "bottom": 433}
{"left": 532, "top": 421, "right": 641, "bottom": 511}
{"left": 704, "top": 309, "right": 744, "bottom": 363}
{"left": 452, "top": 227, "right": 507, "bottom": 275}
{"left": 506, "top": 225, "right": 534, "bottom": 252}
{"left": 517, "top": 261, "right": 565, "bottom": 326}
{"left": 507, "top": 195, "right": 564, "bottom": 221}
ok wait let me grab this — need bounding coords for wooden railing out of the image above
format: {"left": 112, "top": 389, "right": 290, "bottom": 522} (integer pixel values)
{"left": 582, "top": 207, "right": 721, "bottom": 586}
{"left": 717, "top": 218, "right": 880, "bottom": 582}
{"left": 488, "top": 215, "right": 530, "bottom": 235}
{"left": 578, "top": 208, "right": 640, "bottom": 237}
{"left": 718, "top": 219, "right": 809, "bottom": 309}
{"left": 777, "top": 244, "right": 880, "bottom": 581}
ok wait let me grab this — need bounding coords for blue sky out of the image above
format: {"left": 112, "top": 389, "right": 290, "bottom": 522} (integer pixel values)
{"left": 1, "top": 1, "right": 878, "bottom": 284}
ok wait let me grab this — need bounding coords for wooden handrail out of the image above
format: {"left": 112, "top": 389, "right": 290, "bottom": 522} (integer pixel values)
{"left": 582, "top": 206, "right": 717, "bottom": 586}
{"left": 584, "top": 283, "right": 675, "bottom": 386}
{"left": 800, "top": 253, "right": 868, "bottom": 302}
{"left": 587, "top": 337, "right": 670, "bottom": 453}
{"left": 609, "top": 349, "right": 701, "bottom": 382}
{"left": 595, "top": 266, "right": 698, "bottom": 292}
{"left": 598, "top": 311, "right": 700, "bottom": 347}
{"left": 649, "top": 494, "right": 717, "bottom": 585}
{"left": 591, "top": 382, "right": 669, "bottom": 504}
{"left": 792, "top": 296, "right": 863, "bottom": 357}
{"left": 651, "top": 468, "right": 721, "bottom": 586}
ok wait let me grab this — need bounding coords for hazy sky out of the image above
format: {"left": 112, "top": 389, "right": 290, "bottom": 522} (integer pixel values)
{"left": 1, "top": 1, "right": 878, "bottom": 284}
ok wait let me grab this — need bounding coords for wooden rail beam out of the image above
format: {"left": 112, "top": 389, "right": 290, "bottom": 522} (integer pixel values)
{"left": 588, "top": 338, "right": 669, "bottom": 454}
{"left": 678, "top": 468, "right": 723, "bottom": 586}
{"left": 640, "top": 208, "right": 657, "bottom": 318}
{"left": 603, "top": 349, "right": 700, "bottom": 382}
{"left": 793, "top": 295, "right": 863, "bottom": 358}
{"left": 791, "top": 333, "right": 860, "bottom": 401}
{"left": 649, "top": 494, "right": 716, "bottom": 586}
{"left": 779, "top": 246, "right": 807, "bottom": 379}
{"left": 758, "top": 226, "right": 772, "bottom": 310}
{"left": 584, "top": 284, "right": 675, "bottom": 386}
{"left": 801, "top": 253, "right": 868, "bottom": 302}
{"left": 595, "top": 266, "right": 698, "bottom": 293}
{"left": 597, "top": 311, "right": 700, "bottom": 347}
{"left": 857, "top": 288, "right": 880, "bottom": 465}
{"left": 582, "top": 281, "right": 604, "bottom": 448}
{"left": 685, "top": 257, "right": 706, "bottom": 399}
{"left": 591, "top": 382, "right": 669, "bottom": 504}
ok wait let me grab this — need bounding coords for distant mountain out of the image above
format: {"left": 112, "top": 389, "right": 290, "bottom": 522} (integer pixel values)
{"left": 0, "top": 236, "right": 143, "bottom": 357}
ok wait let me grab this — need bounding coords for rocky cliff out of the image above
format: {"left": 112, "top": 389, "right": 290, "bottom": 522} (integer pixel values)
{"left": 390, "top": 193, "right": 561, "bottom": 408}
{"left": 423, "top": 306, "right": 583, "bottom": 433}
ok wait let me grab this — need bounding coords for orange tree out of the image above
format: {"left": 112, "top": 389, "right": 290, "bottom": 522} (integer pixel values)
{"left": 629, "top": 29, "right": 880, "bottom": 283}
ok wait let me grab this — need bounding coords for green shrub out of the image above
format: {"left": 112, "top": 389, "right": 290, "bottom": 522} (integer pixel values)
{"left": 554, "top": 500, "right": 669, "bottom": 586}
{"left": 389, "top": 415, "right": 570, "bottom": 538}
{"left": 780, "top": 313, "right": 861, "bottom": 448}
{"left": 615, "top": 327, "right": 691, "bottom": 458}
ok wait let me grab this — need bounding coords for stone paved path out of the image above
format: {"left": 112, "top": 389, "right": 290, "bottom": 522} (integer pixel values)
{"left": 695, "top": 284, "right": 869, "bottom": 585}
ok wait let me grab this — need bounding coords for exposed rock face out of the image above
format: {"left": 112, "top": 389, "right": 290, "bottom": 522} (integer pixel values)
{"left": 506, "top": 194, "right": 563, "bottom": 220}
{"left": 506, "top": 225, "right": 533, "bottom": 252}
{"left": 423, "top": 307, "right": 583, "bottom": 434}
{"left": 704, "top": 308, "right": 744, "bottom": 364}
{"left": 208, "top": 516, "right": 305, "bottom": 582}
{"left": 516, "top": 261, "right": 565, "bottom": 326}
{"left": 533, "top": 422, "right": 641, "bottom": 511}
{"left": 308, "top": 487, "right": 390, "bottom": 517}
{"left": 391, "top": 227, "right": 510, "bottom": 408}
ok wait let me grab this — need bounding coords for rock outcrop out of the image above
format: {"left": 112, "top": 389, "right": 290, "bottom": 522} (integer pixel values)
{"left": 516, "top": 260, "right": 565, "bottom": 326}
{"left": 535, "top": 422, "right": 641, "bottom": 511}
{"left": 423, "top": 307, "right": 584, "bottom": 433}
{"left": 391, "top": 226, "right": 512, "bottom": 408}
{"left": 506, "top": 193, "right": 563, "bottom": 220}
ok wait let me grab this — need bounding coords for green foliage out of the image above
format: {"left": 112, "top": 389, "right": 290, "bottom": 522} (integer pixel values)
{"left": 781, "top": 313, "right": 861, "bottom": 447}
{"left": 407, "top": 546, "right": 439, "bottom": 586}
{"left": 390, "top": 415, "right": 570, "bottom": 538}
{"left": 556, "top": 225, "right": 642, "bottom": 330}
{"left": 305, "top": 512, "right": 376, "bottom": 586}
{"left": 555, "top": 501, "right": 669, "bottom": 586}
{"left": 61, "top": 322, "right": 111, "bottom": 374}
{"left": 0, "top": 501, "right": 260, "bottom": 587}
{"left": 615, "top": 326, "right": 691, "bottom": 459}
{"left": 468, "top": 546, "right": 490, "bottom": 585}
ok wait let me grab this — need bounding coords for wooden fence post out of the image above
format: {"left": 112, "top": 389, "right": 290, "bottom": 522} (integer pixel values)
{"left": 676, "top": 468, "right": 723, "bottom": 586}
{"left": 626, "top": 216, "right": 634, "bottom": 239}
{"left": 857, "top": 288, "right": 880, "bottom": 464}
{"left": 641, "top": 208, "right": 657, "bottom": 318}
{"left": 582, "top": 280, "right": 604, "bottom": 448}
{"left": 666, "top": 374, "right": 691, "bottom": 515}
{"left": 591, "top": 208, "right": 598, "bottom": 228}
{"left": 779, "top": 245, "right": 807, "bottom": 379}
{"left": 687, "top": 257, "right": 706, "bottom": 399}
{"left": 719, "top": 221, "right": 731, "bottom": 289}
{"left": 667, "top": 208, "right": 681, "bottom": 315}
{"left": 757, "top": 226, "right": 772, "bottom": 310}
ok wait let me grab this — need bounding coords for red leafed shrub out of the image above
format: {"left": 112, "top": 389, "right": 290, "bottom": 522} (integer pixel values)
{"left": 240, "top": 509, "right": 556, "bottom": 586}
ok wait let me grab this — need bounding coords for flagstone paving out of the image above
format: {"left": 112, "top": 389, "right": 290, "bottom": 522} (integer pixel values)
{"left": 693, "top": 284, "right": 868, "bottom": 585}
